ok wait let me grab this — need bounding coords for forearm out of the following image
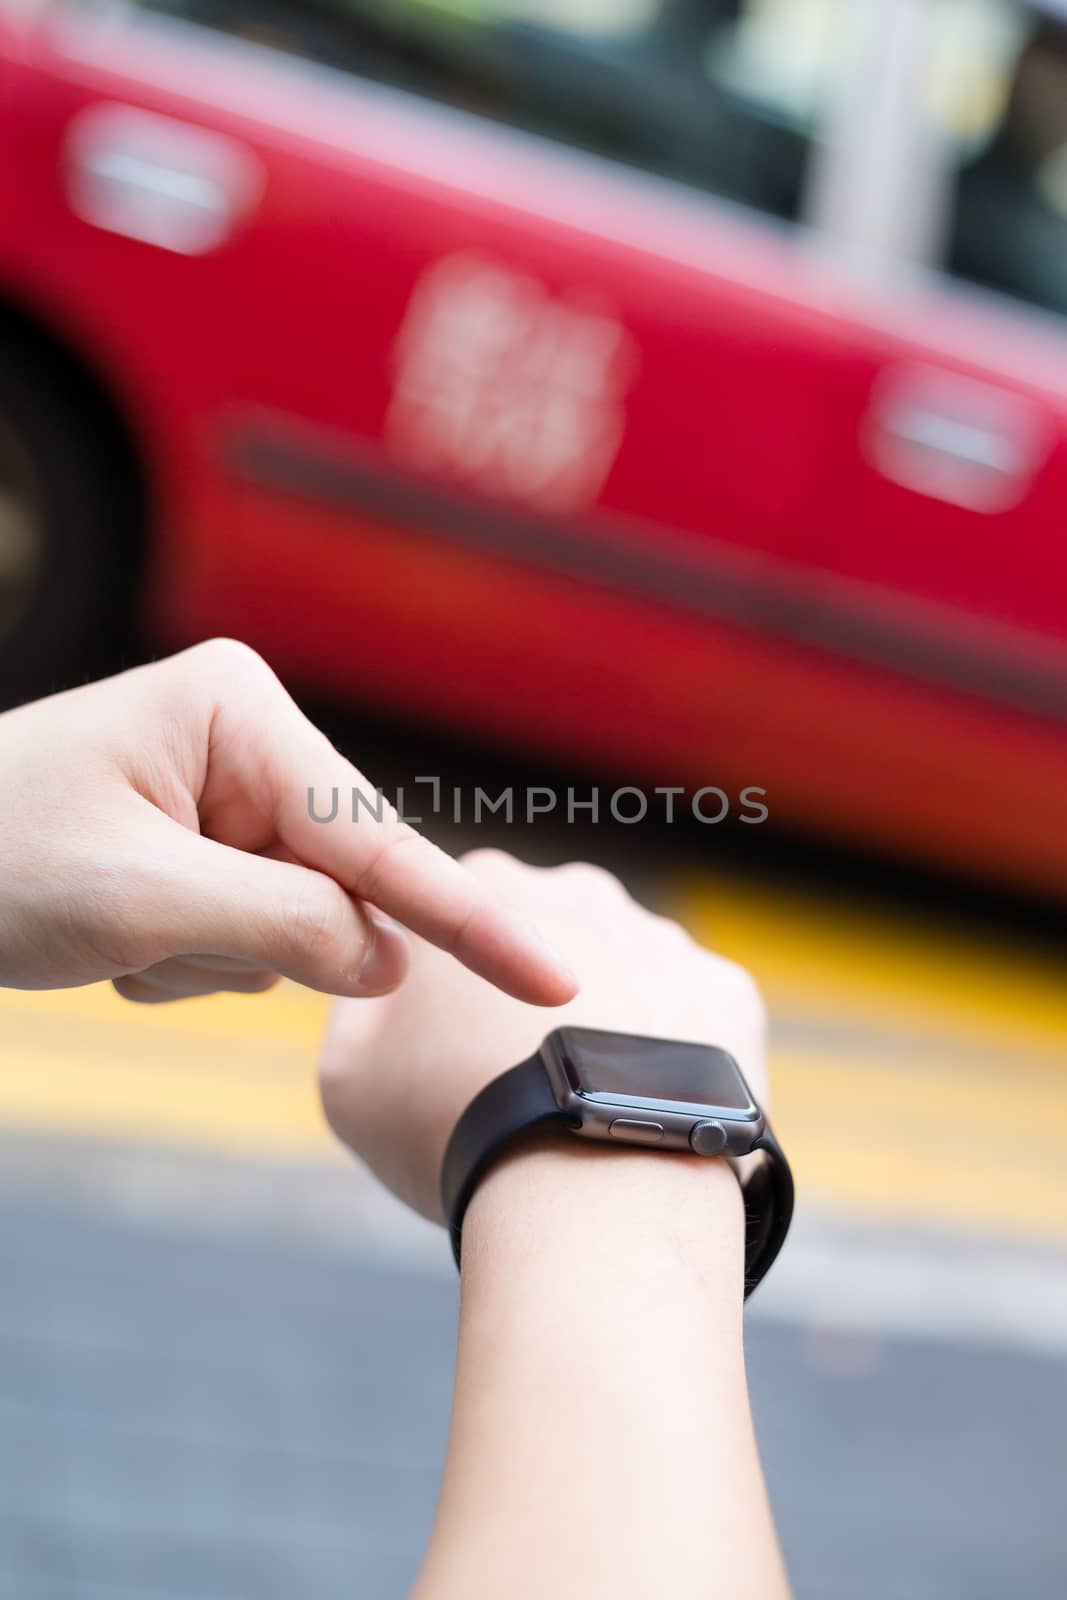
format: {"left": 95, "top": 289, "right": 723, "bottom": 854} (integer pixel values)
{"left": 412, "top": 1140, "right": 791, "bottom": 1600}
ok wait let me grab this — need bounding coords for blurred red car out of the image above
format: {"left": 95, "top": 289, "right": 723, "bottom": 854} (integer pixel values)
{"left": 1, "top": 0, "right": 1066, "bottom": 892}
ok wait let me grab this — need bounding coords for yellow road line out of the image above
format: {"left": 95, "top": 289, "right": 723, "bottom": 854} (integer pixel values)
{"left": 672, "top": 873, "right": 1067, "bottom": 1242}
{"left": 0, "top": 978, "right": 327, "bottom": 1047}
{"left": 0, "top": 873, "right": 1064, "bottom": 1244}
{"left": 773, "top": 1050, "right": 1067, "bottom": 1243}
{"left": 675, "top": 876, "right": 1067, "bottom": 1062}
{"left": 0, "top": 983, "right": 331, "bottom": 1160}
{"left": 3, "top": 1022, "right": 1064, "bottom": 1241}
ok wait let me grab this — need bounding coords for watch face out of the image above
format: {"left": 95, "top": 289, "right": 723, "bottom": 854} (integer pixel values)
{"left": 556, "top": 1027, "right": 758, "bottom": 1119}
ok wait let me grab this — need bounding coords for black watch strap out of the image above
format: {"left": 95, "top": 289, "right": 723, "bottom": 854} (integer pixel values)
{"left": 441, "top": 1053, "right": 794, "bottom": 1298}
{"left": 441, "top": 1052, "right": 562, "bottom": 1267}
{"left": 740, "top": 1126, "right": 794, "bottom": 1297}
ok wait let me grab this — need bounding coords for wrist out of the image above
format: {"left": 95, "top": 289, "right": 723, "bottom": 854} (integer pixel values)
{"left": 461, "top": 1134, "right": 747, "bottom": 1314}
{"left": 416, "top": 1134, "right": 779, "bottom": 1600}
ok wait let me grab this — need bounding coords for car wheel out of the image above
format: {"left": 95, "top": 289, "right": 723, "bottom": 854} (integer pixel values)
{"left": 0, "top": 345, "right": 140, "bottom": 711}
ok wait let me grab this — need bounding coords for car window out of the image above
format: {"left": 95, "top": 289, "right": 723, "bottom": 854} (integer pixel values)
{"left": 110, "top": 0, "right": 854, "bottom": 222}
{"left": 935, "top": 0, "right": 1067, "bottom": 316}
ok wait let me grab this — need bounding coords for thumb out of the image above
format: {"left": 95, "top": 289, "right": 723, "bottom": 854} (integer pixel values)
{"left": 138, "top": 823, "right": 410, "bottom": 997}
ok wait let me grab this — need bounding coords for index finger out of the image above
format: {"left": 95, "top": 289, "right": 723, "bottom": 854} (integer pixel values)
{"left": 207, "top": 654, "right": 579, "bottom": 1005}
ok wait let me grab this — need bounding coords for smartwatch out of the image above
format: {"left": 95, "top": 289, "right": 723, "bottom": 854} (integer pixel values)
{"left": 441, "top": 1026, "right": 794, "bottom": 1298}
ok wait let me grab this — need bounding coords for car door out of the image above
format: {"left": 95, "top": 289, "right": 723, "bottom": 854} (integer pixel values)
{"left": 26, "top": 0, "right": 1059, "bottom": 886}
{"left": 9, "top": 0, "right": 859, "bottom": 624}
{"left": 784, "top": 0, "right": 1067, "bottom": 886}
{"left": 813, "top": 0, "right": 1067, "bottom": 666}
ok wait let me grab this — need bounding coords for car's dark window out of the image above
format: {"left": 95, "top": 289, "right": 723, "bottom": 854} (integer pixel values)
{"left": 116, "top": 0, "right": 849, "bottom": 222}
{"left": 944, "top": 3, "right": 1067, "bottom": 317}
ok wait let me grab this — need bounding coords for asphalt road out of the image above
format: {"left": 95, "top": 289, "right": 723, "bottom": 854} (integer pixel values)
{"left": 1, "top": 1142, "right": 1064, "bottom": 1600}
{"left": 1, "top": 722, "right": 1065, "bottom": 1600}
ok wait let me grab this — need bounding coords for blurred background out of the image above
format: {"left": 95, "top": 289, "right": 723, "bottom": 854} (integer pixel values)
{"left": 1, "top": 0, "right": 1066, "bottom": 1594}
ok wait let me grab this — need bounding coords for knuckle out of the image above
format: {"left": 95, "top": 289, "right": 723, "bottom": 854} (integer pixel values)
{"left": 458, "top": 846, "right": 524, "bottom": 880}
{"left": 318, "top": 1040, "right": 357, "bottom": 1138}
{"left": 719, "top": 958, "right": 766, "bottom": 1021}
{"left": 77, "top": 854, "right": 170, "bottom": 974}
{"left": 650, "top": 909, "right": 695, "bottom": 942}
{"left": 553, "top": 860, "right": 626, "bottom": 896}
{"left": 353, "top": 822, "right": 425, "bottom": 902}
{"left": 189, "top": 637, "right": 274, "bottom": 685}
{"left": 318, "top": 1061, "right": 347, "bottom": 1132}
{"left": 287, "top": 880, "right": 352, "bottom": 960}
{"left": 112, "top": 974, "right": 161, "bottom": 1005}
{"left": 234, "top": 970, "right": 280, "bottom": 995}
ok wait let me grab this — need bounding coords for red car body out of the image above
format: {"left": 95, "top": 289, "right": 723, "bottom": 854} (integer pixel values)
{"left": 1, "top": 0, "right": 1066, "bottom": 892}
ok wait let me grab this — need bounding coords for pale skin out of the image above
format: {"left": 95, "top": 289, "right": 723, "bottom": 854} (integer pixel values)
{"left": 1, "top": 649, "right": 789, "bottom": 1597}
{"left": 0, "top": 640, "right": 577, "bottom": 1005}
{"left": 321, "top": 852, "right": 791, "bottom": 1600}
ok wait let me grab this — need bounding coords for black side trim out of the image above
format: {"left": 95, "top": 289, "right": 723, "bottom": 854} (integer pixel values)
{"left": 228, "top": 415, "right": 1067, "bottom": 727}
